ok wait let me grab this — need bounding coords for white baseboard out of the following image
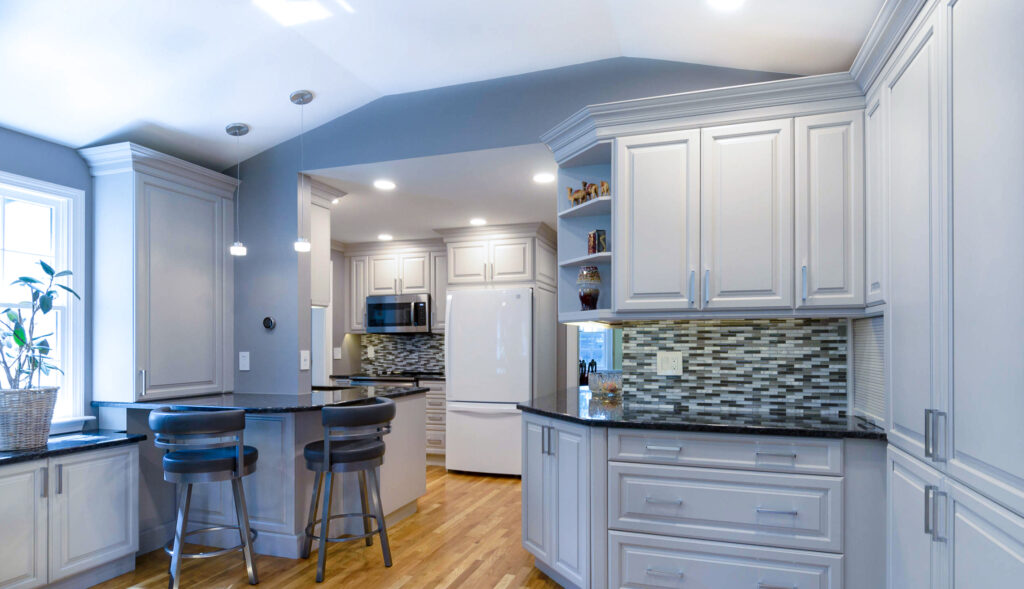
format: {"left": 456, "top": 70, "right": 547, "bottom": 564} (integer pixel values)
{"left": 48, "top": 554, "right": 135, "bottom": 589}
{"left": 138, "top": 520, "right": 176, "bottom": 556}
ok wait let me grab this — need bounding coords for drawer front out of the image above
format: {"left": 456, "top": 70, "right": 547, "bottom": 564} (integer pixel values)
{"left": 426, "top": 409, "right": 446, "bottom": 427}
{"left": 609, "top": 429, "right": 843, "bottom": 475}
{"left": 609, "top": 462, "right": 842, "bottom": 552}
{"left": 425, "top": 396, "right": 446, "bottom": 411}
{"left": 610, "top": 531, "right": 842, "bottom": 589}
{"left": 419, "top": 379, "right": 446, "bottom": 393}
{"left": 426, "top": 428, "right": 446, "bottom": 452}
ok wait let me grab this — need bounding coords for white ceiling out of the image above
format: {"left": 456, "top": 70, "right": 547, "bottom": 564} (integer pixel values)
{"left": 310, "top": 144, "right": 558, "bottom": 243}
{"left": 0, "top": 0, "right": 883, "bottom": 170}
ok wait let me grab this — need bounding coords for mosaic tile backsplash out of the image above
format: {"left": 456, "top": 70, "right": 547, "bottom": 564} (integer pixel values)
{"left": 360, "top": 333, "right": 445, "bottom": 374}
{"left": 621, "top": 319, "right": 848, "bottom": 415}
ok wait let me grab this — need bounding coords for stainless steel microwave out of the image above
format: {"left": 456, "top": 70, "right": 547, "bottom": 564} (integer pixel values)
{"left": 365, "top": 293, "right": 431, "bottom": 334}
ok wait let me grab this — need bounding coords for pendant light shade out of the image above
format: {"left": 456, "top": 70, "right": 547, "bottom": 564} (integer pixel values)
{"left": 292, "top": 90, "right": 314, "bottom": 253}
{"left": 293, "top": 238, "right": 311, "bottom": 253}
{"left": 230, "top": 242, "right": 248, "bottom": 256}
{"left": 226, "top": 122, "right": 250, "bottom": 257}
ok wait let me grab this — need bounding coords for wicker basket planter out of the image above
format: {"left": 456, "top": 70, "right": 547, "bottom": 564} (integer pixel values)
{"left": 0, "top": 387, "right": 59, "bottom": 451}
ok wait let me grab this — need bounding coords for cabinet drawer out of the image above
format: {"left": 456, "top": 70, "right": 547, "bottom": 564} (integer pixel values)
{"left": 426, "top": 428, "right": 446, "bottom": 452}
{"left": 425, "top": 410, "right": 446, "bottom": 427}
{"left": 425, "top": 397, "right": 446, "bottom": 411}
{"left": 610, "top": 530, "right": 842, "bottom": 589}
{"left": 609, "top": 429, "right": 843, "bottom": 475}
{"left": 609, "top": 462, "right": 842, "bottom": 552}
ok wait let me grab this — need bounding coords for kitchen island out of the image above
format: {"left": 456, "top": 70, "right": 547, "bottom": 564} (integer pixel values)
{"left": 94, "top": 385, "right": 427, "bottom": 558}
{"left": 518, "top": 388, "right": 886, "bottom": 589}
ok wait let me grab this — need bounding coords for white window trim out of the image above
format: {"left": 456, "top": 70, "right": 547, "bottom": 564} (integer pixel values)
{"left": 0, "top": 170, "right": 86, "bottom": 420}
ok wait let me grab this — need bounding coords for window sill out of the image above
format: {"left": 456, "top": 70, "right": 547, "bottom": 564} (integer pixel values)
{"left": 50, "top": 416, "right": 96, "bottom": 435}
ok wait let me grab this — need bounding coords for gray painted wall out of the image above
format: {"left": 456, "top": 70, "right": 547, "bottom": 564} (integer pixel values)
{"left": 0, "top": 126, "right": 94, "bottom": 412}
{"left": 234, "top": 57, "right": 795, "bottom": 394}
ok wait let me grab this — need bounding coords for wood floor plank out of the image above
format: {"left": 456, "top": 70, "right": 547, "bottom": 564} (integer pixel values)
{"left": 95, "top": 466, "right": 560, "bottom": 588}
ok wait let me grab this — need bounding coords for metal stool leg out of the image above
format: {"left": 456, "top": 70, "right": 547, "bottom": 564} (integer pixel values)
{"left": 316, "top": 472, "right": 334, "bottom": 583}
{"left": 231, "top": 478, "right": 259, "bottom": 585}
{"left": 168, "top": 484, "right": 193, "bottom": 589}
{"left": 301, "top": 472, "right": 324, "bottom": 558}
{"left": 358, "top": 471, "right": 374, "bottom": 547}
{"left": 366, "top": 467, "right": 392, "bottom": 567}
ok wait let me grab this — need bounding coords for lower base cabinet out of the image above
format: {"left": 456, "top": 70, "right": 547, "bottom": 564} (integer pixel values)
{"left": 0, "top": 444, "right": 139, "bottom": 589}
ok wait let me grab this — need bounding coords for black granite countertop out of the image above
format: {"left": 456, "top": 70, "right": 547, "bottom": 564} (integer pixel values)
{"left": 0, "top": 430, "right": 147, "bottom": 467}
{"left": 331, "top": 372, "right": 445, "bottom": 382}
{"left": 518, "top": 388, "right": 886, "bottom": 440}
{"left": 91, "top": 385, "right": 428, "bottom": 413}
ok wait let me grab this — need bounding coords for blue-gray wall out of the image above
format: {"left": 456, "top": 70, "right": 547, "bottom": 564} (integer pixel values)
{"left": 0, "top": 126, "right": 94, "bottom": 410}
{"left": 234, "top": 57, "right": 795, "bottom": 394}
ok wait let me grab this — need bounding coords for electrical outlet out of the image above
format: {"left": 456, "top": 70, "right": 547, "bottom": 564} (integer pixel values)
{"left": 300, "top": 350, "right": 310, "bottom": 371}
{"left": 367, "top": 345, "right": 376, "bottom": 360}
{"left": 333, "top": 347, "right": 342, "bottom": 360}
{"left": 239, "top": 351, "right": 250, "bottom": 372}
{"left": 656, "top": 351, "right": 683, "bottom": 376}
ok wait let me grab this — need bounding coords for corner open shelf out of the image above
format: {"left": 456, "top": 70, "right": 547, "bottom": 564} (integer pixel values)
{"left": 558, "top": 196, "right": 612, "bottom": 219}
{"left": 559, "top": 252, "right": 612, "bottom": 267}
{"left": 558, "top": 309, "right": 618, "bottom": 324}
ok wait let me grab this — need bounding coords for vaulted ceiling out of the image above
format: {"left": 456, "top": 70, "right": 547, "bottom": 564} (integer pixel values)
{"left": 0, "top": 0, "right": 883, "bottom": 170}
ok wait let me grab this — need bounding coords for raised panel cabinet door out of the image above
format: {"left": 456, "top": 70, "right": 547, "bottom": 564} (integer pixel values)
{"left": 310, "top": 203, "right": 332, "bottom": 306}
{"left": 0, "top": 460, "right": 47, "bottom": 588}
{"left": 447, "top": 242, "right": 489, "bottom": 284}
{"left": 948, "top": 0, "right": 1024, "bottom": 518}
{"left": 521, "top": 416, "right": 551, "bottom": 563}
{"left": 137, "top": 173, "right": 224, "bottom": 399}
{"left": 48, "top": 446, "right": 139, "bottom": 583}
{"left": 795, "top": 110, "right": 865, "bottom": 308}
{"left": 489, "top": 238, "right": 534, "bottom": 283}
{"left": 701, "top": 119, "right": 794, "bottom": 309}
{"left": 550, "top": 421, "right": 589, "bottom": 589}
{"left": 613, "top": 130, "right": 701, "bottom": 312}
{"left": 349, "top": 256, "right": 367, "bottom": 332}
{"left": 430, "top": 252, "right": 447, "bottom": 332}
{"left": 947, "top": 480, "right": 1024, "bottom": 589}
{"left": 887, "top": 446, "right": 944, "bottom": 589}
{"left": 885, "top": 8, "right": 944, "bottom": 463}
{"left": 865, "top": 95, "right": 888, "bottom": 305}
{"left": 398, "top": 252, "right": 430, "bottom": 294}
{"left": 368, "top": 255, "right": 399, "bottom": 295}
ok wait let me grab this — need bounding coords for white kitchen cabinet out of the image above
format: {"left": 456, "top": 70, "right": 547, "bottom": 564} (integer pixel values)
{"left": 887, "top": 446, "right": 944, "bottom": 589}
{"left": 794, "top": 110, "right": 864, "bottom": 308}
{"left": 700, "top": 119, "right": 794, "bottom": 309}
{"left": 522, "top": 418, "right": 551, "bottom": 562}
{"left": 348, "top": 255, "right": 368, "bottom": 333}
{"left": 613, "top": 130, "right": 700, "bottom": 312}
{"left": 368, "top": 253, "right": 431, "bottom": 295}
{"left": 946, "top": 479, "right": 1024, "bottom": 589}
{"left": 310, "top": 202, "right": 332, "bottom": 307}
{"left": 368, "top": 254, "right": 399, "bottom": 295}
{"left": 864, "top": 94, "right": 887, "bottom": 306}
{"left": 0, "top": 460, "right": 47, "bottom": 588}
{"left": 430, "top": 253, "right": 448, "bottom": 332}
{"left": 489, "top": 238, "right": 533, "bottom": 283}
{"left": 83, "top": 143, "right": 236, "bottom": 402}
{"left": 446, "top": 241, "right": 489, "bottom": 284}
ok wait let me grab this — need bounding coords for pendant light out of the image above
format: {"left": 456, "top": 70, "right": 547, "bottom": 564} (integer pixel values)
{"left": 291, "top": 89, "right": 314, "bottom": 253}
{"left": 225, "top": 122, "right": 250, "bottom": 256}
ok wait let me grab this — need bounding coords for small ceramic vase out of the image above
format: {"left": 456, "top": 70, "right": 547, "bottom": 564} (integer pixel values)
{"left": 576, "top": 266, "right": 601, "bottom": 311}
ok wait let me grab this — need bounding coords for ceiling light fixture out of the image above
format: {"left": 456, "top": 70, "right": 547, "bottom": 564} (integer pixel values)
{"left": 707, "top": 0, "right": 745, "bottom": 11}
{"left": 377, "top": 233, "right": 394, "bottom": 241}
{"left": 291, "top": 89, "right": 315, "bottom": 253}
{"left": 331, "top": 197, "right": 340, "bottom": 204}
{"left": 470, "top": 218, "right": 487, "bottom": 226}
{"left": 253, "top": 0, "right": 331, "bottom": 26}
{"left": 226, "top": 123, "right": 250, "bottom": 257}
{"left": 373, "top": 179, "right": 396, "bottom": 191}
{"left": 532, "top": 172, "right": 555, "bottom": 184}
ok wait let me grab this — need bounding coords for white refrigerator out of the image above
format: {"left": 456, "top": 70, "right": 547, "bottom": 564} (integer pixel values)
{"left": 445, "top": 287, "right": 533, "bottom": 475}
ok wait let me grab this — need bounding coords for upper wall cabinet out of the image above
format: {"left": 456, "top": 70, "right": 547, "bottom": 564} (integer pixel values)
{"left": 701, "top": 119, "right": 794, "bottom": 309}
{"left": 348, "top": 255, "right": 368, "bottom": 333}
{"left": 439, "top": 224, "right": 556, "bottom": 289}
{"left": 430, "top": 252, "right": 448, "bottom": 332}
{"left": 794, "top": 110, "right": 864, "bottom": 308}
{"left": 310, "top": 201, "right": 332, "bottom": 307}
{"left": 82, "top": 143, "right": 236, "bottom": 402}
{"left": 342, "top": 241, "right": 445, "bottom": 334}
{"left": 368, "top": 253, "right": 430, "bottom": 295}
{"left": 864, "top": 94, "right": 888, "bottom": 306}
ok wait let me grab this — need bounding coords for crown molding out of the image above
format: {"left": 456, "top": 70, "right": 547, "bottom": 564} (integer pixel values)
{"left": 850, "top": 0, "right": 930, "bottom": 92}
{"left": 79, "top": 142, "right": 238, "bottom": 197}
{"left": 341, "top": 237, "right": 445, "bottom": 256}
{"left": 434, "top": 222, "right": 556, "bottom": 247}
{"left": 309, "top": 177, "right": 345, "bottom": 209}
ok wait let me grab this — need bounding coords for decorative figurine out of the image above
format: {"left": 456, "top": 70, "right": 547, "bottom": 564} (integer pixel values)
{"left": 600, "top": 180, "right": 610, "bottom": 196}
{"left": 584, "top": 181, "right": 600, "bottom": 200}
{"left": 587, "top": 230, "right": 607, "bottom": 254}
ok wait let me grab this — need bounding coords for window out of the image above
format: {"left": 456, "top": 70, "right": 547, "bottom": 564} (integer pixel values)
{"left": 0, "top": 171, "right": 84, "bottom": 419}
{"left": 577, "top": 324, "right": 622, "bottom": 371}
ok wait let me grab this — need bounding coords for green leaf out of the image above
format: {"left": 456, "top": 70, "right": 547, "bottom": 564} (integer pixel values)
{"left": 5, "top": 311, "right": 17, "bottom": 323}
{"left": 39, "top": 295, "right": 52, "bottom": 314}
{"left": 15, "top": 276, "right": 41, "bottom": 284}
{"left": 12, "top": 325, "right": 26, "bottom": 347}
{"left": 35, "top": 339, "right": 50, "bottom": 356}
{"left": 56, "top": 284, "right": 80, "bottom": 300}
{"left": 54, "top": 270, "right": 72, "bottom": 278}
{"left": 39, "top": 261, "right": 54, "bottom": 276}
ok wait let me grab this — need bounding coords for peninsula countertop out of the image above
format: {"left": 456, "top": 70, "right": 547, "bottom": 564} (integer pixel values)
{"left": 518, "top": 388, "right": 886, "bottom": 440}
{"left": 92, "top": 385, "right": 428, "bottom": 413}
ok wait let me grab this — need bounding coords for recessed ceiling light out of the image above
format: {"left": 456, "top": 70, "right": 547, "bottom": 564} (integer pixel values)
{"left": 253, "top": 0, "right": 331, "bottom": 26}
{"left": 331, "top": 197, "right": 340, "bottom": 204}
{"left": 707, "top": 0, "right": 745, "bottom": 11}
{"left": 470, "top": 218, "right": 487, "bottom": 226}
{"left": 373, "top": 179, "right": 396, "bottom": 191}
{"left": 533, "top": 172, "right": 555, "bottom": 184}
{"left": 377, "top": 233, "right": 394, "bottom": 241}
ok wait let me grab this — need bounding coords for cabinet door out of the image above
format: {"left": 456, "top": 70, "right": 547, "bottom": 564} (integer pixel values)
{"left": 368, "top": 255, "right": 399, "bottom": 295}
{"left": 137, "top": 172, "right": 225, "bottom": 399}
{"left": 447, "top": 241, "right": 489, "bottom": 284}
{"left": 430, "top": 252, "right": 447, "bottom": 332}
{"left": 701, "top": 119, "right": 794, "bottom": 309}
{"left": 489, "top": 238, "right": 533, "bottom": 283}
{"left": 0, "top": 460, "right": 47, "bottom": 588}
{"left": 49, "top": 446, "right": 138, "bottom": 582}
{"left": 349, "top": 256, "right": 367, "bottom": 333}
{"left": 398, "top": 252, "right": 430, "bottom": 294}
{"left": 549, "top": 421, "right": 590, "bottom": 589}
{"left": 885, "top": 8, "right": 944, "bottom": 462}
{"left": 614, "top": 130, "right": 700, "bottom": 311}
{"left": 947, "top": 0, "right": 1024, "bottom": 518}
{"left": 310, "top": 203, "right": 332, "bottom": 306}
{"left": 865, "top": 95, "right": 888, "bottom": 305}
{"left": 888, "top": 446, "right": 944, "bottom": 589}
{"left": 795, "top": 110, "right": 865, "bottom": 308}
{"left": 947, "top": 480, "right": 1024, "bottom": 589}
{"left": 521, "top": 416, "right": 551, "bottom": 562}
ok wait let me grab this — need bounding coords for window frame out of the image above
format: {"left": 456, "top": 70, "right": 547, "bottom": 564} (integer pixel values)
{"left": 0, "top": 170, "right": 85, "bottom": 420}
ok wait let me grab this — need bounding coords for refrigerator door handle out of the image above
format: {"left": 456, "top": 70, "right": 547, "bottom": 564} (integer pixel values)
{"left": 447, "top": 402, "right": 522, "bottom": 415}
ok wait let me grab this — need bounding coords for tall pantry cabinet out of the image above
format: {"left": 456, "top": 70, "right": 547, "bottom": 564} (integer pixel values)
{"left": 81, "top": 143, "right": 237, "bottom": 402}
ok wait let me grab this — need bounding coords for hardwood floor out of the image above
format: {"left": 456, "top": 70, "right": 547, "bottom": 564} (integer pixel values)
{"left": 97, "top": 466, "right": 559, "bottom": 588}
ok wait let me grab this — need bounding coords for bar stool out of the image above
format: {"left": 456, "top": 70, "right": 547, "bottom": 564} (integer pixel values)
{"left": 149, "top": 407, "right": 260, "bottom": 589}
{"left": 300, "top": 397, "right": 396, "bottom": 582}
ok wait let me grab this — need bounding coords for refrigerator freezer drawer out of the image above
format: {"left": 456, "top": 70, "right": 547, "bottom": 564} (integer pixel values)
{"left": 445, "top": 402, "right": 523, "bottom": 475}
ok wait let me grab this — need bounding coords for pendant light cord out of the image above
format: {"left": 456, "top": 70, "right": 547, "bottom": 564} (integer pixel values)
{"left": 234, "top": 134, "right": 241, "bottom": 242}
{"left": 299, "top": 102, "right": 306, "bottom": 233}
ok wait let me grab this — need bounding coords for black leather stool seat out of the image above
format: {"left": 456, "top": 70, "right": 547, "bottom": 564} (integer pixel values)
{"left": 162, "top": 446, "right": 259, "bottom": 474}
{"left": 304, "top": 439, "right": 385, "bottom": 465}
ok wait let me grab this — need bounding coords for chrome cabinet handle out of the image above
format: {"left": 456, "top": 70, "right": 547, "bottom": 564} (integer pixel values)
{"left": 688, "top": 270, "right": 695, "bottom": 304}
{"left": 40, "top": 467, "right": 48, "bottom": 498}
{"left": 932, "top": 411, "right": 947, "bottom": 463}
{"left": 924, "top": 484, "right": 936, "bottom": 536}
{"left": 932, "top": 489, "right": 948, "bottom": 542}
{"left": 758, "top": 583, "right": 796, "bottom": 589}
{"left": 490, "top": 262, "right": 495, "bottom": 281}
{"left": 56, "top": 464, "right": 63, "bottom": 495}
{"left": 427, "top": 415, "right": 443, "bottom": 421}
{"left": 540, "top": 426, "right": 547, "bottom": 455}
{"left": 548, "top": 427, "right": 556, "bottom": 456}
{"left": 139, "top": 369, "right": 147, "bottom": 397}
{"left": 757, "top": 507, "right": 799, "bottom": 516}
{"left": 646, "top": 567, "right": 684, "bottom": 578}
{"left": 755, "top": 451, "right": 797, "bottom": 459}
{"left": 801, "top": 265, "right": 808, "bottom": 301}
{"left": 924, "top": 409, "right": 935, "bottom": 458}
{"left": 704, "top": 269, "right": 710, "bottom": 305}
{"left": 645, "top": 444, "right": 682, "bottom": 453}
{"left": 645, "top": 496, "right": 684, "bottom": 506}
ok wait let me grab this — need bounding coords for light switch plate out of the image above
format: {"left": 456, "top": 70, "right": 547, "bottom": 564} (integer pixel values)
{"left": 367, "top": 345, "right": 376, "bottom": 359}
{"left": 239, "top": 351, "right": 250, "bottom": 372}
{"left": 656, "top": 351, "right": 683, "bottom": 376}
{"left": 300, "top": 350, "right": 311, "bottom": 370}
{"left": 333, "top": 347, "right": 342, "bottom": 360}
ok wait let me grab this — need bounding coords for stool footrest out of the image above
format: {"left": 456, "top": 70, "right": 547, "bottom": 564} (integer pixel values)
{"left": 305, "top": 512, "right": 382, "bottom": 544}
{"left": 164, "top": 525, "right": 259, "bottom": 560}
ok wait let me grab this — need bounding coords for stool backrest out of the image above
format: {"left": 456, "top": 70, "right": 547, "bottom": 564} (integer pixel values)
{"left": 149, "top": 407, "right": 247, "bottom": 476}
{"left": 321, "top": 398, "right": 396, "bottom": 470}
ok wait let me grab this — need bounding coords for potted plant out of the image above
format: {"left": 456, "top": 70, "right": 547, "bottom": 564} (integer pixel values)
{"left": 0, "top": 261, "right": 79, "bottom": 451}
